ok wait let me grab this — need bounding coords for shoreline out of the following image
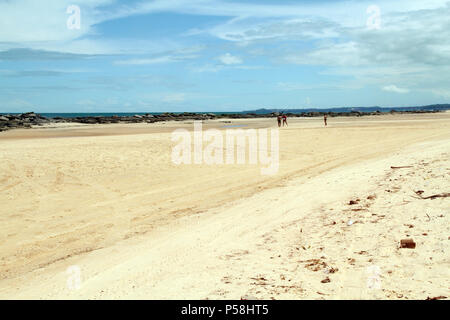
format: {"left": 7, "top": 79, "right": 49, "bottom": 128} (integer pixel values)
{"left": 0, "top": 109, "right": 448, "bottom": 133}
{"left": 1, "top": 111, "right": 449, "bottom": 140}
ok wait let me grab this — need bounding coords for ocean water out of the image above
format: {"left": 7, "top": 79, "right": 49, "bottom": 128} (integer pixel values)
{"left": 42, "top": 113, "right": 172, "bottom": 118}
{"left": 2, "top": 105, "right": 448, "bottom": 118}
{"left": 4, "top": 112, "right": 240, "bottom": 119}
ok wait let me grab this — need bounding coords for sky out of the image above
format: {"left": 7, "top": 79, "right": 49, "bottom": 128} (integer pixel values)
{"left": 0, "top": 0, "right": 449, "bottom": 113}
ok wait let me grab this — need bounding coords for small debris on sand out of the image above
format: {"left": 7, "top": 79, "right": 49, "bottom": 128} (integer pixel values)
{"left": 400, "top": 239, "right": 416, "bottom": 249}
{"left": 321, "top": 277, "right": 331, "bottom": 283}
{"left": 391, "top": 166, "right": 413, "bottom": 169}
{"left": 328, "top": 267, "right": 338, "bottom": 274}
{"left": 304, "top": 259, "right": 327, "bottom": 272}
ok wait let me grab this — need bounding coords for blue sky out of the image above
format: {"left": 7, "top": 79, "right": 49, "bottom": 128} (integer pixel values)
{"left": 0, "top": 0, "right": 449, "bottom": 112}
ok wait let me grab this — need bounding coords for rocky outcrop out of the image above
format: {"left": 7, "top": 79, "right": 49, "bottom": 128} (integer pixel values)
{"left": 0, "top": 113, "right": 51, "bottom": 132}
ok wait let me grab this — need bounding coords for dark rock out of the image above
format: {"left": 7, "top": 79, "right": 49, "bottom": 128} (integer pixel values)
{"left": 21, "top": 112, "right": 37, "bottom": 118}
{"left": 6, "top": 120, "right": 20, "bottom": 127}
{"left": 82, "top": 118, "right": 99, "bottom": 124}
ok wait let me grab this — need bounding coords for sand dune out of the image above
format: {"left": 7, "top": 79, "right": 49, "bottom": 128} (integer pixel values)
{"left": 0, "top": 113, "right": 449, "bottom": 299}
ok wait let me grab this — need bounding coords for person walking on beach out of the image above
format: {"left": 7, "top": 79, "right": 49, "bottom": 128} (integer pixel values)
{"left": 324, "top": 114, "right": 328, "bottom": 127}
{"left": 277, "top": 115, "right": 282, "bottom": 127}
{"left": 282, "top": 114, "right": 288, "bottom": 127}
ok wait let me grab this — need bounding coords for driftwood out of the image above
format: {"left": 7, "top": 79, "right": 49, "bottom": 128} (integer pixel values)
{"left": 426, "top": 296, "right": 447, "bottom": 300}
{"left": 415, "top": 192, "right": 450, "bottom": 200}
{"left": 391, "top": 166, "right": 413, "bottom": 169}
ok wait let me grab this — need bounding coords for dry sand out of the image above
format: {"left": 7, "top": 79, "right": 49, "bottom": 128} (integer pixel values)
{"left": 0, "top": 113, "right": 449, "bottom": 299}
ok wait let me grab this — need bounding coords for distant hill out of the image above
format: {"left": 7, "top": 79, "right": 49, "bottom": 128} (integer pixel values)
{"left": 244, "top": 104, "right": 450, "bottom": 114}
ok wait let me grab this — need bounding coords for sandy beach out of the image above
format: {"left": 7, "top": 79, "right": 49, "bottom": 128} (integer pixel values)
{"left": 0, "top": 113, "right": 449, "bottom": 299}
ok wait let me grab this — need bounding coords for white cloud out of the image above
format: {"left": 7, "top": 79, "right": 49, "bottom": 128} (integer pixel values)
{"left": 133, "top": 0, "right": 448, "bottom": 25}
{"left": 114, "top": 46, "right": 203, "bottom": 65}
{"left": 382, "top": 85, "right": 410, "bottom": 94}
{"left": 181, "top": 0, "right": 449, "bottom": 41}
{"left": 190, "top": 63, "right": 262, "bottom": 73}
{"left": 1, "top": 0, "right": 448, "bottom": 57}
{"left": 0, "top": 0, "right": 196, "bottom": 55}
{"left": 277, "top": 81, "right": 361, "bottom": 91}
{"left": 217, "top": 53, "right": 243, "bottom": 65}
{"left": 200, "top": 17, "right": 342, "bottom": 42}
{"left": 0, "top": 0, "right": 113, "bottom": 42}
{"left": 115, "top": 53, "right": 199, "bottom": 65}
{"left": 275, "top": 1, "right": 450, "bottom": 97}
{"left": 190, "top": 53, "right": 260, "bottom": 73}
{"left": 115, "top": 56, "right": 178, "bottom": 65}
